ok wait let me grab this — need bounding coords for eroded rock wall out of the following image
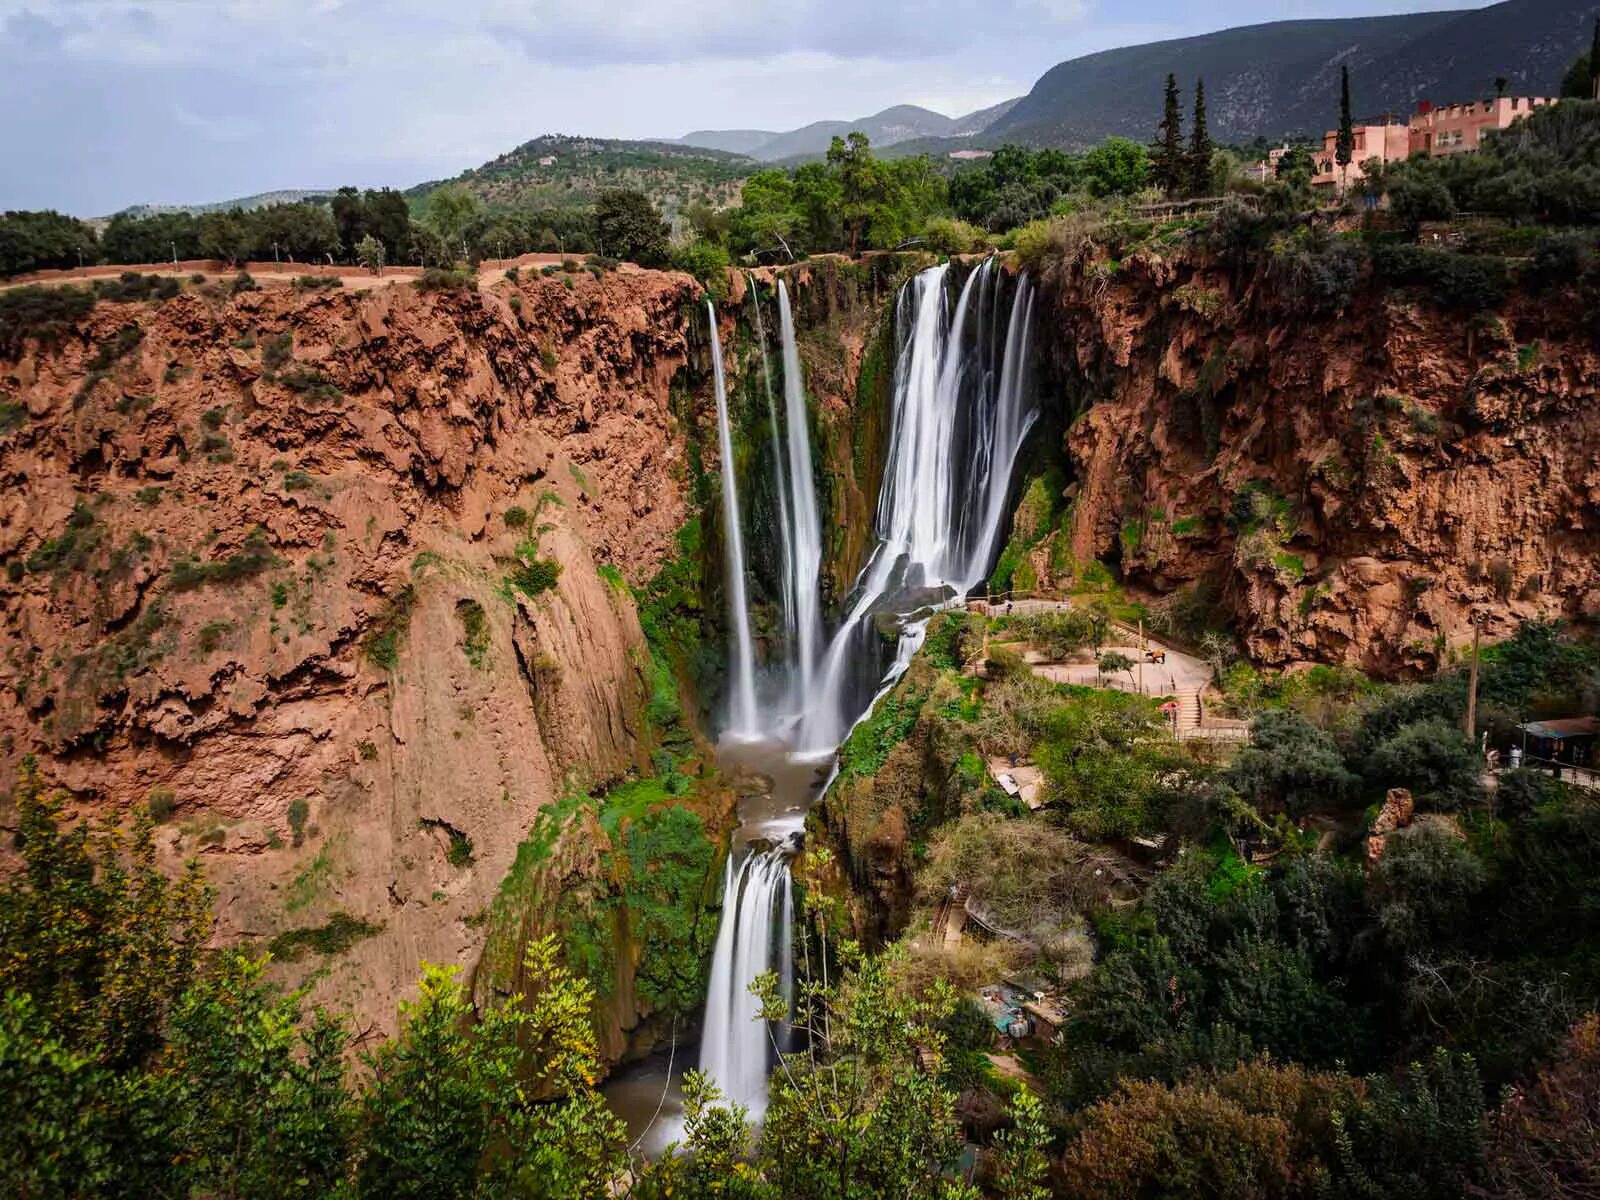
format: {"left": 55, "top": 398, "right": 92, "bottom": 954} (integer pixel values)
{"left": 1039, "top": 248, "right": 1600, "bottom": 672}
{"left": 0, "top": 267, "right": 710, "bottom": 1036}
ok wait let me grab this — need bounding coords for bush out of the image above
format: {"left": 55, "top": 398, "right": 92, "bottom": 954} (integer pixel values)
{"left": 414, "top": 266, "right": 473, "bottom": 292}
{"left": 292, "top": 274, "right": 342, "bottom": 291}
{"left": 1374, "top": 244, "right": 1509, "bottom": 311}
{"left": 922, "top": 217, "right": 989, "bottom": 255}
{"left": 1367, "top": 716, "right": 1482, "bottom": 809}
{"left": 147, "top": 788, "right": 178, "bottom": 822}
{"left": 509, "top": 559, "right": 560, "bottom": 598}
{"left": 669, "top": 239, "right": 731, "bottom": 299}
{"left": 1367, "top": 822, "right": 1488, "bottom": 950}
{"left": 0, "top": 285, "right": 96, "bottom": 356}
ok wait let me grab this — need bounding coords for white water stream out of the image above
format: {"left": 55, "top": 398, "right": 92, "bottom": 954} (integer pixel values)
{"left": 614, "top": 262, "right": 1038, "bottom": 1144}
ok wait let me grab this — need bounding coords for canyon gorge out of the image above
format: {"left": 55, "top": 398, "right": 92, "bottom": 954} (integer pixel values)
{"left": 2, "top": 229, "right": 1597, "bottom": 1098}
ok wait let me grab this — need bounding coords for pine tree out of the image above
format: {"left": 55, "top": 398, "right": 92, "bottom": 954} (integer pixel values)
{"left": 1186, "top": 77, "right": 1214, "bottom": 197}
{"left": 1151, "top": 73, "right": 1184, "bottom": 196}
{"left": 1336, "top": 65, "right": 1356, "bottom": 192}
{"left": 1592, "top": 17, "right": 1600, "bottom": 97}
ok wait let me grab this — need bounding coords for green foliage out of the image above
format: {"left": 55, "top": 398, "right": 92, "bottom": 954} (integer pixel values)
{"left": 0, "top": 284, "right": 97, "bottom": 357}
{"left": 0, "top": 209, "right": 99, "bottom": 277}
{"left": 594, "top": 189, "right": 670, "bottom": 267}
{"left": 670, "top": 238, "right": 731, "bottom": 297}
{"left": 1375, "top": 244, "right": 1509, "bottom": 310}
{"left": 507, "top": 553, "right": 561, "bottom": 599}
{"left": 0, "top": 758, "right": 212, "bottom": 1068}
{"left": 837, "top": 686, "right": 925, "bottom": 782}
{"left": 168, "top": 527, "right": 281, "bottom": 591}
{"left": 1036, "top": 689, "right": 1192, "bottom": 839}
{"left": 266, "top": 911, "right": 383, "bottom": 962}
{"left": 1367, "top": 716, "right": 1482, "bottom": 810}
{"left": 361, "top": 585, "right": 415, "bottom": 670}
{"left": 456, "top": 599, "right": 490, "bottom": 670}
{"left": 1227, "top": 709, "right": 1357, "bottom": 817}
{"left": 414, "top": 266, "right": 474, "bottom": 292}
{"left": 25, "top": 501, "right": 102, "bottom": 574}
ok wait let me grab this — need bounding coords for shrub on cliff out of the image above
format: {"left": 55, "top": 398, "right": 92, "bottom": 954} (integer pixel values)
{"left": 670, "top": 238, "right": 730, "bottom": 299}
{"left": 0, "top": 284, "right": 96, "bottom": 357}
{"left": 1374, "top": 244, "right": 1509, "bottom": 310}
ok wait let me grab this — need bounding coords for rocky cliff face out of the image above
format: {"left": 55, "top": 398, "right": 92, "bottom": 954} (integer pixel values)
{"left": 1037, "top": 247, "right": 1600, "bottom": 672}
{"left": 0, "top": 267, "right": 719, "bottom": 1039}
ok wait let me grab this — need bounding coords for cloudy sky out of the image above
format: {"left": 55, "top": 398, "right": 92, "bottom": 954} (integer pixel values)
{"left": 2, "top": 0, "right": 1454, "bottom": 215}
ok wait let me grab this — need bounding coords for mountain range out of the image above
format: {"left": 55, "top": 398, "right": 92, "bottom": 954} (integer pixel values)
{"left": 106, "top": 0, "right": 1596, "bottom": 217}
{"left": 679, "top": 0, "right": 1596, "bottom": 156}
{"left": 674, "top": 100, "right": 1019, "bottom": 162}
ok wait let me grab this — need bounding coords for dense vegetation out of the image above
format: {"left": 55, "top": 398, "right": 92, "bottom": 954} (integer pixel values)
{"left": 824, "top": 615, "right": 1600, "bottom": 1198}
{"left": 0, "top": 758, "right": 1052, "bottom": 1199}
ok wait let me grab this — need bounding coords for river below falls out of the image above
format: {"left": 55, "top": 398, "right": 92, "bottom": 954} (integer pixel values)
{"left": 603, "top": 732, "right": 826, "bottom": 1157}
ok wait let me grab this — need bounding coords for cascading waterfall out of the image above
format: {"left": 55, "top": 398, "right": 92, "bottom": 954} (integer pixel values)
{"left": 698, "top": 848, "right": 793, "bottom": 1117}
{"left": 797, "top": 258, "right": 1038, "bottom": 752}
{"left": 748, "top": 279, "right": 797, "bottom": 671}
{"left": 776, "top": 281, "right": 824, "bottom": 698}
{"left": 708, "top": 301, "right": 758, "bottom": 736}
{"left": 696, "top": 258, "right": 1036, "bottom": 1118}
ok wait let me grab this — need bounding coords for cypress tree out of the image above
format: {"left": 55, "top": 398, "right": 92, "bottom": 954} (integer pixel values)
{"left": 1151, "top": 73, "right": 1184, "bottom": 195}
{"left": 1187, "top": 77, "right": 1213, "bottom": 197}
{"left": 1336, "top": 64, "right": 1355, "bottom": 182}
{"left": 1592, "top": 17, "right": 1600, "bottom": 97}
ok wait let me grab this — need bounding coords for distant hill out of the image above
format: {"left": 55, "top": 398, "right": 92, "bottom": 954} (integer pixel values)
{"left": 675, "top": 100, "right": 1020, "bottom": 163}
{"left": 108, "top": 189, "right": 335, "bottom": 220}
{"left": 674, "top": 129, "right": 780, "bottom": 156}
{"left": 405, "top": 134, "right": 754, "bottom": 220}
{"left": 987, "top": 0, "right": 1596, "bottom": 149}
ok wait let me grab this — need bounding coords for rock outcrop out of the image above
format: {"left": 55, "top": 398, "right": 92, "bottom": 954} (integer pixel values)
{"left": 1039, "top": 245, "right": 1600, "bottom": 673}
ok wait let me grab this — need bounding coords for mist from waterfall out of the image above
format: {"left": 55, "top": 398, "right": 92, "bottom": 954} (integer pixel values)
{"left": 708, "top": 301, "right": 758, "bottom": 736}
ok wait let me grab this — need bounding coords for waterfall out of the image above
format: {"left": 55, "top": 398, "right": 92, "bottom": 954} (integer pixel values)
{"left": 699, "top": 847, "right": 792, "bottom": 1117}
{"left": 708, "top": 301, "right": 758, "bottom": 736}
{"left": 776, "top": 282, "right": 824, "bottom": 697}
{"left": 748, "top": 278, "right": 797, "bottom": 681}
{"left": 798, "top": 258, "right": 1039, "bottom": 752}
{"left": 695, "top": 258, "right": 1036, "bottom": 1118}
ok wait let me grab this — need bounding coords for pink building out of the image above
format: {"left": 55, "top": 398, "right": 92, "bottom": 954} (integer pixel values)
{"left": 1311, "top": 122, "right": 1410, "bottom": 195}
{"left": 1408, "top": 95, "right": 1555, "bottom": 156}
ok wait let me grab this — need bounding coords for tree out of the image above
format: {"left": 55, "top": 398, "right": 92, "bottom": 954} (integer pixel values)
{"left": 198, "top": 210, "right": 253, "bottom": 266}
{"left": 1151, "top": 74, "right": 1185, "bottom": 196}
{"left": 0, "top": 210, "right": 100, "bottom": 277}
{"left": 1483, "top": 1014, "right": 1600, "bottom": 1199}
{"left": 357, "top": 939, "right": 627, "bottom": 1199}
{"left": 0, "top": 758, "right": 211, "bottom": 1067}
{"left": 1561, "top": 18, "right": 1600, "bottom": 98}
{"left": 331, "top": 186, "right": 368, "bottom": 258}
{"left": 1335, "top": 65, "right": 1356, "bottom": 189}
{"left": 1098, "top": 650, "right": 1136, "bottom": 687}
{"left": 594, "top": 189, "right": 670, "bottom": 266}
{"left": 356, "top": 234, "right": 386, "bottom": 275}
{"left": 827, "top": 131, "right": 884, "bottom": 256}
{"left": 1187, "top": 78, "right": 1214, "bottom": 197}
{"left": 423, "top": 185, "right": 479, "bottom": 255}
{"left": 1367, "top": 717, "right": 1482, "bottom": 809}
{"left": 1080, "top": 138, "right": 1151, "bottom": 198}
{"left": 1226, "top": 709, "right": 1357, "bottom": 817}
{"left": 363, "top": 188, "right": 412, "bottom": 258}
{"left": 1367, "top": 822, "right": 1488, "bottom": 951}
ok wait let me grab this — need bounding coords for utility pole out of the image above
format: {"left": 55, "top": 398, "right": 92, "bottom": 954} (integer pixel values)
{"left": 1464, "top": 617, "right": 1481, "bottom": 741}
